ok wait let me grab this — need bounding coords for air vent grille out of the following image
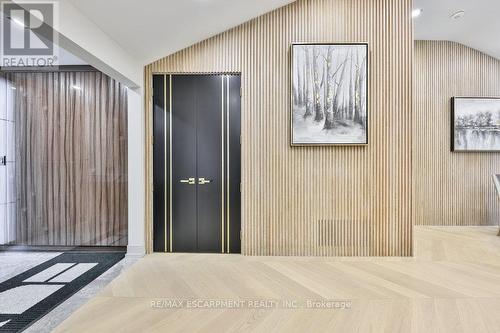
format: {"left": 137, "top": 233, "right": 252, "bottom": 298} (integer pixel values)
{"left": 316, "top": 219, "right": 373, "bottom": 255}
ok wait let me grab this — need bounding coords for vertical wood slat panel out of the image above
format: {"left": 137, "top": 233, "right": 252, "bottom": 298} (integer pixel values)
{"left": 8, "top": 71, "right": 128, "bottom": 246}
{"left": 144, "top": 0, "right": 413, "bottom": 256}
{"left": 414, "top": 41, "right": 500, "bottom": 226}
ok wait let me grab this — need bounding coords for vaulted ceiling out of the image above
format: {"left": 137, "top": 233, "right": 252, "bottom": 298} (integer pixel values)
{"left": 414, "top": 0, "right": 500, "bottom": 60}
{"left": 6, "top": 0, "right": 499, "bottom": 67}
{"left": 69, "top": 0, "right": 499, "bottom": 64}
{"left": 67, "top": 0, "right": 296, "bottom": 65}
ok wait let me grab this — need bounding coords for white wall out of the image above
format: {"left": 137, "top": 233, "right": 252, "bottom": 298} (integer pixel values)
{"left": 126, "top": 88, "right": 145, "bottom": 256}
{"left": 0, "top": 75, "right": 16, "bottom": 245}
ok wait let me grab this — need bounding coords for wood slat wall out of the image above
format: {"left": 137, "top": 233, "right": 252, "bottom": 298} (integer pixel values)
{"left": 145, "top": 0, "right": 413, "bottom": 255}
{"left": 414, "top": 41, "right": 500, "bottom": 226}
{"left": 8, "top": 71, "right": 128, "bottom": 246}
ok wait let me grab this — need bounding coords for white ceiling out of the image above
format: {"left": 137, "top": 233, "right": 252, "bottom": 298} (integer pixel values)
{"left": 414, "top": 0, "right": 500, "bottom": 60}
{"left": 68, "top": 0, "right": 500, "bottom": 65}
{"left": 4, "top": 0, "right": 498, "bottom": 67}
{"left": 67, "top": 0, "right": 295, "bottom": 65}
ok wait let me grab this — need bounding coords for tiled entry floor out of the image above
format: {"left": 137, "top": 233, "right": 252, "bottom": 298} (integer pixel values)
{"left": 0, "top": 251, "right": 136, "bottom": 333}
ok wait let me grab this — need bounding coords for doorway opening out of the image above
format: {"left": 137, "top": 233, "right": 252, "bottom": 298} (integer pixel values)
{"left": 152, "top": 74, "right": 241, "bottom": 253}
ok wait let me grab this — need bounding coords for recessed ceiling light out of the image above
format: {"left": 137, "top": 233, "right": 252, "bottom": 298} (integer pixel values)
{"left": 71, "top": 85, "right": 82, "bottom": 90}
{"left": 450, "top": 10, "right": 465, "bottom": 19}
{"left": 412, "top": 8, "right": 423, "bottom": 18}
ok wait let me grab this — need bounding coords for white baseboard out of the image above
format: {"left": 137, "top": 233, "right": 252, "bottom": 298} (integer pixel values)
{"left": 126, "top": 245, "right": 145, "bottom": 258}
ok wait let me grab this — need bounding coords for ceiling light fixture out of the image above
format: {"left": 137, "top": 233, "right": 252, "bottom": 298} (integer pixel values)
{"left": 450, "top": 10, "right": 465, "bottom": 19}
{"left": 412, "top": 8, "right": 423, "bottom": 18}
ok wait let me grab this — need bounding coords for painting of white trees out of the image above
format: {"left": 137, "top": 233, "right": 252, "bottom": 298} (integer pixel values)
{"left": 291, "top": 43, "right": 368, "bottom": 145}
{"left": 452, "top": 98, "right": 500, "bottom": 152}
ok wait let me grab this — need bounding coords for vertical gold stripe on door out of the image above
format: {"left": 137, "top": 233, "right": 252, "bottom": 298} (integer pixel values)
{"left": 221, "top": 76, "right": 225, "bottom": 253}
{"left": 164, "top": 74, "right": 167, "bottom": 252}
{"left": 413, "top": 41, "right": 500, "bottom": 227}
{"left": 144, "top": 0, "right": 414, "bottom": 256}
{"left": 226, "top": 75, "right": 230, "bottom": 253}
{"left": 169, "top": 75, "right": 173, "bottom": 251}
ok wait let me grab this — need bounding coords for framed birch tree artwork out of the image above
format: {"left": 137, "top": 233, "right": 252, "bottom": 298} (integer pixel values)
{"left": 291, "top": 43, "right": 368, "bottom": 146}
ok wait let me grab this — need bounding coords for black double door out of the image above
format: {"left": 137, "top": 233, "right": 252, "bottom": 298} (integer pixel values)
{"left": 153, "top": 74, "right": 241, "bottom": 253}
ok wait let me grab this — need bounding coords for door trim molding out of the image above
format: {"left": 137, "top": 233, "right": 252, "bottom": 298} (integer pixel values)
{"left": 148, "top": 73, "right": 242, "bottom": 254}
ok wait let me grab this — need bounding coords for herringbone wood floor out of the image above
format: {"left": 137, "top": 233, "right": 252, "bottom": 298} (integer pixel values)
{"left": 54, "top": 227, "right": 500, "bottom": 333}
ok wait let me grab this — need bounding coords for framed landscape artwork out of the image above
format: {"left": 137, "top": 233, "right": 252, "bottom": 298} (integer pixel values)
{"left": 451, "top": 97, "right": 500, "bottom": 152}
{"left": 291, "top": 43, "right": 368, "bottom": 146}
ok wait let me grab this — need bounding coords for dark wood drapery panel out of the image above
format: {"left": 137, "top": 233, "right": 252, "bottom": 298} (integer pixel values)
{"left": 8, "top": 71, "right": 128, "bottom": 246}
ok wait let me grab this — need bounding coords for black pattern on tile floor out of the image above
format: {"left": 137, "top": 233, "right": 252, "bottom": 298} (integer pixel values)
{"left": 0, "top": 251, "right": 124, "bottom": 332}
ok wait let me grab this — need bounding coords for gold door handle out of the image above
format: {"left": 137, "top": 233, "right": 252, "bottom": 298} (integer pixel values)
{"left": 198, "top": 177, "right": 211, "bottom": 185}
{"left": 180, "top": 177, "right": 196, "bottom": 185}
